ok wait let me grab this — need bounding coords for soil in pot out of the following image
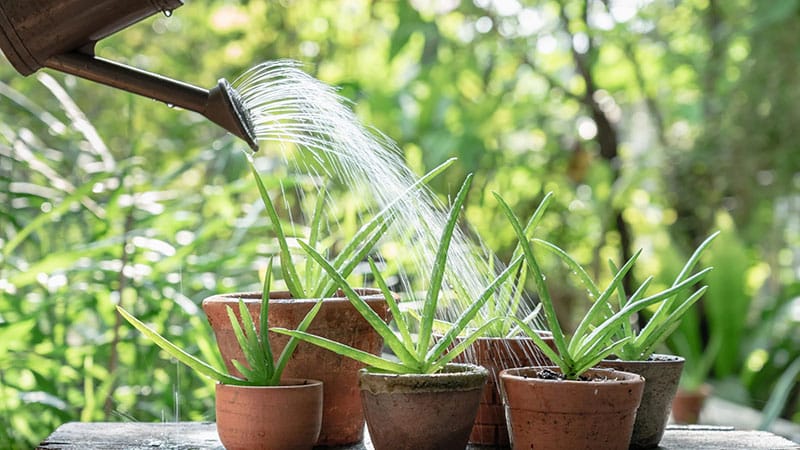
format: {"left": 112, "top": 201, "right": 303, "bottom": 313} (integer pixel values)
{"left": 359, "top": 363, "right": 488, "bottom": 450}
{"left": 450, "top": 334, "right": 555, "bottom": 447}
{"left": 671, "top": 384, "right": 711, "bottom": 424}
{"left": 599, "top": 354, "right": 685, "bottom": 449}
{"left": 215, "top": 378, "right": 323, "bottom": 450}
{"left": 203, "top": 289, "right": 389, "bottom": 446}
{"left": 500, "top": 366, "right": 645, "bottom": 450}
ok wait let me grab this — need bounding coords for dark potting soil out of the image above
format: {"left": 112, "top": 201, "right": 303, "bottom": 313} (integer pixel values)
{"left": 535, "top": 368, "right": 595, "bottom": 382}
{"left": 534, "top": 368, "right": 636, "bottom": 382}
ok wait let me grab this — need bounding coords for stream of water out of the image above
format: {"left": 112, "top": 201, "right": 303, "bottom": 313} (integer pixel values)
{"left": 232, "top": 60, "right": 548, "bottom": 364}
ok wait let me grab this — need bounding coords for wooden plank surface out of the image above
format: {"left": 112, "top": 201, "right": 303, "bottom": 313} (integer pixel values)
{"left": 37, "top": 422, "right": 799, "bottom": 449}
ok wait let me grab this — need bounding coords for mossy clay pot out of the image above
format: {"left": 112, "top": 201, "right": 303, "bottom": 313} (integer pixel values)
{"left": 359, "top": 363, "right": 488, "bottom": 450}
{"left": 599, "top": 354, "right": 685, "bottom": 449}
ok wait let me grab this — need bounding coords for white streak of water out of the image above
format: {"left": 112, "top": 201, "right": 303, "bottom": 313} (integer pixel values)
{"left": 233, "top": 60, "right": 547, "bottom": 365}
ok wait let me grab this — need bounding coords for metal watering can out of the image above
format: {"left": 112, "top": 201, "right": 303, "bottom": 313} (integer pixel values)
{"left": 0, "top": 0, "right": 258, "bottom": 150}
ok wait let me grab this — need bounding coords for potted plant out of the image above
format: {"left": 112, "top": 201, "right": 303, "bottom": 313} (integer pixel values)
{"left": 494, "top": 193, "right": 712, "bottom": 450}
{"left": 117, "top": 262, "right": 324, "bottom": 450}
{"left": 428, "top": 192, "right": 557, "bottom": 447}
{"left": 202, "top": 157, "right": 454, "bottom": 446}
{"left": 274, "top": 174, "right": 523, "bottom": 450}
{"left": 586, "top": 232, "right": 718, "bottom": 448}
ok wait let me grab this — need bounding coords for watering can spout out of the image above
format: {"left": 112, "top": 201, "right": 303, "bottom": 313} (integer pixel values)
{"left": 0, "top": 0, "right": 259, "bottom": 151}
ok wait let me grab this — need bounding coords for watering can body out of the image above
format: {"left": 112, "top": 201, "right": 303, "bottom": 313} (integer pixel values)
{"left": 0, "top": 0, "right": 258, "bottom": 151}
{"left": 0, "top": 0, "right": 183, "bottom": 75}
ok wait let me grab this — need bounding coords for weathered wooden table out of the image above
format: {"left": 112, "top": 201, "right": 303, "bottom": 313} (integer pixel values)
{"left": 37, "top": 422, "right": 800, "bottom": 449}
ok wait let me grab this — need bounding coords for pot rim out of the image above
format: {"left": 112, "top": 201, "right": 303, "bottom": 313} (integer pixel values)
{"left": 203, "top": 288, "right": 385, "bottom": 305}
{"left": 500, "top": 366, "right": 644, "bottom": 385}
{"left": 216, "top": 377, "right": 323, "bottom": 390}
{"left": 359, "top": 363, "right": 488, "bottom": 394}
{"left": 602, "top": 354, "right": 685, "bottom": 364}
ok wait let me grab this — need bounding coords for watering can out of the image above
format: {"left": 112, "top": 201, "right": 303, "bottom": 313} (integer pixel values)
{"left": 0, "top": 0, "right": 258, "bottom": 151}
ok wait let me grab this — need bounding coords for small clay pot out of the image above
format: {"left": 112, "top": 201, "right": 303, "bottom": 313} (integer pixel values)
{"left": 671, "top": 384, "right": 711, "bottom": 424}
{"left": 215, "top": 378, "right": 323, "bottom": 450}
{"left": 203, "top": 289, "right": 389, "bottom": 446}
{"left": 500, "top": 366, "right": 645, "bottom": 450}
{"left": 599, "top": 354, "right": 685, "bottom": 449}
{"left": 359, "top": 363, "right": 488, "bottom": 450}
{"left": 450, "top": 334, "right": 555, "bottom": 447}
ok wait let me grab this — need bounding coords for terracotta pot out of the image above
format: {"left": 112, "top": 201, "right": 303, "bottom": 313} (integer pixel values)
{"left": 671, "top": 383, "right": 711, "bottom": 424}
{"left": 359, "top": 363, "right": 488, "bottom": 450}
{"left": 500, "top": 366, "right": 645, "bottom": 450}
{"left": 215, "top": 378, "right": 323, "bottom": 450}
{"left": 598, "top": 354, "right": 685, "bottom": 449}
{"left": 203, "top": 289, "right": 389, "bottom": 446}
{"left": 450, "top": 333, "right": 556, "bottom": 447}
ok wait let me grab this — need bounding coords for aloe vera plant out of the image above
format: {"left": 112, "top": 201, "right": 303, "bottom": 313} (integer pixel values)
{"left": 250, "top": 156, "right": 455, "bottom": 300}
{"left": 423, "top": 192, "right": 553, "bottom": 338}
{"left": 117, "top": 260, "right": 322, "bottom": 386}
{"left": 495, "top": 193, "right": 713, "bottom": 380}
{"left": 273, "top": 174, "right": 523, "bottom": 374}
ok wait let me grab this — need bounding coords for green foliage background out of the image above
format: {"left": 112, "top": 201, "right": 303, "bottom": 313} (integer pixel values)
{"left": 1, "top": 0, "right": 799, "bottom": 447}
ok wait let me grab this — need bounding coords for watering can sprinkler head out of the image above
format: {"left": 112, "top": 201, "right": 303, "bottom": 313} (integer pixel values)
{"left": 0, "top": 0, "right": 259, "bottom": 151}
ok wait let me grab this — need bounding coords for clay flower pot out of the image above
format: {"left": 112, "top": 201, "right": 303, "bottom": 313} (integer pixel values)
{"left": 450, "top": 334, "right": 555, "bottom": 447}
{"left": 215, "top": 378, "right": 323, "bottom": 450}
{"left": 203, "top": 289, "right": 389, "bottom": 446}
{"left": 500, "top": 366, "right": 645, "bottom": 450}
{"left": 671, "top": 383, "right": 712, "bottom": 424}
{"left": 598, "top": 354, "right": 685, "bottom": 449}
{"left": 359, "top": 363, "right": 488, "bottom": 450}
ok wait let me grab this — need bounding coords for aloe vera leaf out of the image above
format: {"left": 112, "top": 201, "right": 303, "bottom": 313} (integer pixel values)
{"left": 426, "top": 255, "right": 523, "bottom": 363}
{"left": 418, "top": 174, "right": 473, "bottom": 358}
{"left": 637, "top": 286, "right": 708, "bottom": 358}
{"left": 570, "top": 336, "right": 634, "bottom": 379}
{"left": 369, "top": 258, "right": 414, "bottom": 350}
{"left": 272, "top": 329, "right": 416, "bottom": 374}
{"left": 494, "top": 192, "right": 569, "bottom": 359}
{"left": 116, "top": 306, "right": 247, "bottom": 385}
{"left": 226, "top": 303, "right": 267, "bottom": 382}
{"left": 299, "top": 240, "right": 418, "bottom": 366}
{"left": 641, "top": 233, "right": 718, "bottom": 335}
{"left": 270, "top": 296, "right": 325, "bottom": 385}
{"left": 505, "top": 303, "right": 543, "bottom": 338}
{"left": 568, "top": 249, "right": 642, "bottom": 355}
{"left": 510, "top": 316, "right": 566, "bottom": 372}
{"left": 305, "top": 185, "right": 327, "bottom": 288}
{"left": 429, "top": 319, "right": 500, "bottom": 373}
{"left": 532, "top": 238, "right": 601, "bottom": 299}
{"left": 259, "top": 260, "right": 275, "bottom": 374}
{"left": 317, "top": 158, "right": 456, "bottom": 297}
{"left": 317, "top": 221, "right": 389, "bottom": 298}
{"left": 575, "top": 269, "right": 711, "bottom": 355}
{"left": 250, "top": 160, "right": 304, "bottom": 298}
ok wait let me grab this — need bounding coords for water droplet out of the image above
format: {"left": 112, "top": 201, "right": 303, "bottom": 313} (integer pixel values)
{"left": 163, "top": 9, "right": 173, "bottom": 17}
{"left": 166, "top": 103, "right": 174, "bottom": 108}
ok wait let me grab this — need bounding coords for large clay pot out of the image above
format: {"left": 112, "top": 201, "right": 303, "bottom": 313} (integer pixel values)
{"left": 359, "top": 363, "right": 488, "bottom": 450}
{"left": 203, "top": 289, "right": 389, "bottom": 446}
{"left": 215, "top": 378, "right": 323, "bottom": 450}
{"left": 500, "top": 366, "right": 645, "bottom": 450}
{"left": 451, "top": 334, "right": 555, "bottom": 447}
{"left": 671, "top": 383, "right": 711, "bottom": 424}
{"left": 599, "top": 354, "right": 685, "bottom": 449}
